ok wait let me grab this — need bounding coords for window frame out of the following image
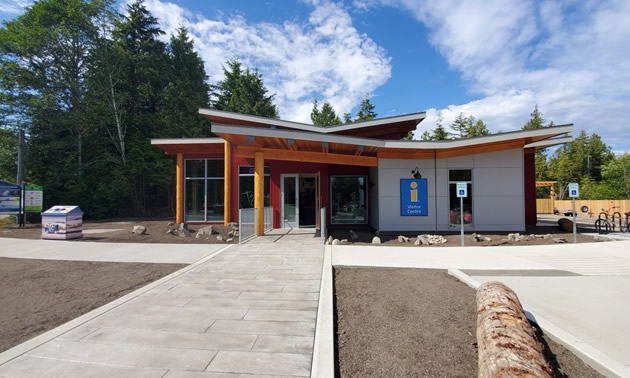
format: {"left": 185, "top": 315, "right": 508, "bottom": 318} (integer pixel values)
{"left": 184, "top": 158, "right": 224, "bottom": 222}
{"left": 237, "top": 165, "right": 271, "bottom": 209}
{"left": 330, "top": 175, "right": 369, "bottom": 225}
{"left": 447, "top": 168, "right": 473, "bottom": 227}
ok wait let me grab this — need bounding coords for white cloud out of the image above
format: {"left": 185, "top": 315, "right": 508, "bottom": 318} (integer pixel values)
{"left": 386, "top": 0, "right": 630, "bottom": 149}
{"left": 0, "top": 0, "right": 31, "bottom": 15}
{"left": 139, "top": 0, "right": 391, "bottom": 123}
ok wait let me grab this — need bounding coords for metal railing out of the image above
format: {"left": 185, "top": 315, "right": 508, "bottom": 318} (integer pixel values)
{"left": 239, "top": 208, "right": 257, "bottom": 244}
{"left": 264, "top": 206, "right": 273, "bottom": 232}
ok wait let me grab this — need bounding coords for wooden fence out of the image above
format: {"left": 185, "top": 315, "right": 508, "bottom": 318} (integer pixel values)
{"left": 537, "top": 199, "right": 630, "bottom": 215}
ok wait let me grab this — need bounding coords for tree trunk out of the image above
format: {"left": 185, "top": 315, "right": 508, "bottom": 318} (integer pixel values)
{"left": 476, "top": 281, "right": 553, "bottom": 378}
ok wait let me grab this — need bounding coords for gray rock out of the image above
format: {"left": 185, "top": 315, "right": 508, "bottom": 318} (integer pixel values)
{"left": 167, "top": 221, "right": 175, "bottom": 226}
{"left": 532, "top": 234, "right": 545, "bottom": 239}
{"left": 228, "top": 230, "right": 235, "bottom": 237}
{"left": 349, "top": 230, "right": 359, "bottom": 241}
{"left": 332, "top": 239, "right": 341, "bottom": 245}
{"left": 553, "top": 237, "right": 568, "bottom": 243}
{"left": 398, "top": 235, "right": 410, "bottom": 243}
{"left": 132, "top": 225, "right": 146, "bottom": 235}
{"left": 226, "top": 238, "right": 234, "bottom": 243}
{"left": 371, "top": 236, "right": 381, "bottom": 244}
{"left": 166, "top": 228, "right": 174, "bottom": 235}
{"left": 178, "top": 228, "right": 191, "bottom": 238}
{"left": 340, "top": 239, "right": 349, "bottom": 245}
{"left": 326, "top": 236, "right": 333, "bottom": 245}
{"left": 216, "top": 235, "right": 224, "bottom": 241}
{"left": 197, "top": 226, "right": 214, "bottom": 236}
{"left": 227, "top": 222, "right": 238, "bottom": 228}
{"left": 374, "top": 230, "right": 380, "bottom": 236}
{"left": 543, "top": 234, "right": 553, "bottom": 239}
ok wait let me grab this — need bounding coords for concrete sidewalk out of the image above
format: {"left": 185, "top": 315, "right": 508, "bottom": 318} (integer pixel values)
{"left": 0, "top": 237, "right": 226, "bottom": 264}
{"left": 332, "top": 240, "right": 630, "bottom": 376}
{"left": 0, "top": 229, "right": 324, "bottom": 377}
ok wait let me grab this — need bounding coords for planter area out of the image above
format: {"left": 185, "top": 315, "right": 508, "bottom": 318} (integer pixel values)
{"left": 334, "top": 267, "right": 603, "bottom": 377}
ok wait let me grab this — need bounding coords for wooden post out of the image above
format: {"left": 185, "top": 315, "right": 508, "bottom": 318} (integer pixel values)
{"left": 176, "top": 153, "right": 184, "bottom": 224}
{"left": 255, "top": 151, "right": 264, "bottom": 236}
{"left": 224, "top": 141, "right": 231, "bottom": 225}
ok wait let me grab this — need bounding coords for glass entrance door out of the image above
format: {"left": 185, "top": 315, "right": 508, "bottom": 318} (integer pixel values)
{"left": 281, "top": 174, "right": 298, "bottom": 228}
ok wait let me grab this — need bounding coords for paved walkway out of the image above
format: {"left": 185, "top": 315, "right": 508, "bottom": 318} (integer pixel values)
{"left": 0, "top": 237, "right": 226, "bottom": 264}
{"left": 332, "top": 240, "right": 630, "bottom": 375}
{"left": 0, "top": 229, "right": 324, "bottom": 377}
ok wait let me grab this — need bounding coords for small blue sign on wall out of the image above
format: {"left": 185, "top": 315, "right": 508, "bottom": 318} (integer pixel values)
{"left": 400, "top": 178, "right": 428, "bottom": 216}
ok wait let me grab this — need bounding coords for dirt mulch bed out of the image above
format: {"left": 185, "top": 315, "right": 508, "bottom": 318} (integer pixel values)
{"left": 0, "top": 257, "right": 184, "bottom": 353}
{"left": 335, "top": 267, "right": 603, "bottom": 377}
{"left": 0, "top": 220, "right": 237, "bottom": 244}
{"left": 330, "top": 224, "right": 605, "bottom": 248}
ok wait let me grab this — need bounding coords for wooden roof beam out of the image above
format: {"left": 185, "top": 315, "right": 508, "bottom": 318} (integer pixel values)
{"left": 236, "top": 146, "right": 377, "bottom": 167}
{"left": 355, "top": 145, "right": 364, "bottom": 156}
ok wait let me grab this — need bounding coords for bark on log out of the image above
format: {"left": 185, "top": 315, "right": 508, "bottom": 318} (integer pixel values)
{"left": 476, "top": 281, "right": 553, "bottom": 378}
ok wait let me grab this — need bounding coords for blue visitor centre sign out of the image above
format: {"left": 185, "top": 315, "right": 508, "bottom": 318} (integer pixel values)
{"left": 400, "top": 178, "right": 428, "bottom": 216}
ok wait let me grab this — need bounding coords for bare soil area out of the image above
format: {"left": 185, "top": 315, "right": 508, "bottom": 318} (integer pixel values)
{"left": 0, "top": 257, "right": 184, "bottom": 352}
{"left": 335, "top": 267, "right": 603, "bottom": 377}
{"left": 0, "top": 220, "right": 237, "bottom": 244}
{"left": 330, "top": 224, "right": 605, "bottom": 247}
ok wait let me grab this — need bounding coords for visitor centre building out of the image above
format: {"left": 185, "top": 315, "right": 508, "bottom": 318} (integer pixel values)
{"left": 151, "top": 108, "right": 573, "bottom": 235}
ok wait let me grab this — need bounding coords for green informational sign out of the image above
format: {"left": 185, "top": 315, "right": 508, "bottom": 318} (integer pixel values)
{"left": 24, "top": 184, "right": 43, "bottom": 213}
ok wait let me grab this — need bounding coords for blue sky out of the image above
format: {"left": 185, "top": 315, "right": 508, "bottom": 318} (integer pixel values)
{"left": 2, "top": 0, "right": 629, "bottom": 152}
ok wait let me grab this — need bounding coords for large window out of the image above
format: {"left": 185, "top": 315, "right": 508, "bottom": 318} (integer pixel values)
{"left": 238, "top": 166, "right": 270, "bottom": 209}
{"left": 185, "top": 159, "right": 224, "bottom": 222}
{"left": 448, "top": 169, "right": 472, "bottom": 226}
{"left": 331, "top": 176, "right": 367, "bottom": 224}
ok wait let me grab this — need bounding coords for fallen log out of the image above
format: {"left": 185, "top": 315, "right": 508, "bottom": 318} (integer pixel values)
{"left": 476, "top": 281, "right": 553, "bottom": 378}
{"left": 558, "top": 217, "right": 573, "bottom": 232}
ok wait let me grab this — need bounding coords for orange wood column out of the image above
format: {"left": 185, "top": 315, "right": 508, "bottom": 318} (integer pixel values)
{"left": 224, "top": 141, "right": 231, "bottom": 225}
{"left": 254, "top": 151, "right": 264, "bottom": 236}
{"left": 176, "top": 153, "right": 184, "bottom": 224}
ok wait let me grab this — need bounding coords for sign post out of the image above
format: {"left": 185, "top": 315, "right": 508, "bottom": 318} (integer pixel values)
{"left": 456, "top": 182, "right": 467, "bottom": 247}
{"left": 568, "top": 183, "right": 579, "bottom": 243}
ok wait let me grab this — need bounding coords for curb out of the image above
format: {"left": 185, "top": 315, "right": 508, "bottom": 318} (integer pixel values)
{"left": 310, "top": 245, "right": 334, "bottom": 378}
{"left": 448, "top": 268, "right": 628, "bottom": 378}
{"left": 0, "top": 244, "right": 233, "bottom": 367}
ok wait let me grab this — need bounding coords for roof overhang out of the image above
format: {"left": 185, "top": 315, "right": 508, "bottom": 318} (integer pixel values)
{"left": 198, "top": 108, "right": 425, "bottom": 137}
{"left": 524, "top": 136, "right": 572, "bottom": 151}
{"left": 150, "top": 137, "right": 224, "bottom": 155}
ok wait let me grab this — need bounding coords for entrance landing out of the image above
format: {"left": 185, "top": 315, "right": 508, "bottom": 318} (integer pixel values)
{"left": 0, "top": 230, "right": 324, "bottom": 377}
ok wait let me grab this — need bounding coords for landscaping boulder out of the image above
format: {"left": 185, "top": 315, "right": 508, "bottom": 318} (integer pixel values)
{"left": 332, "top": 239, "right": 341, "bottom": 245}
{"left": 398, "top": 235, "right": 410, "bottom": 243}
{"left": 472, "top": 233, "right": 491, "bottom": 242}
{"left": 216, "top": 235, "right": 224, "bottom": 241}
{"left": 326, "top": 236, "right": 333, "bottom": 245}
{"left": 340, "top": 239, "right": 349, "bottom": 245}
{"left": 197, "top": 226, "right": 214, "bottom": 237}
{"left": 553, "top": 237, "right": 568, "bottom": 244}
{"left": 178, "top": 224, "right": 191, "bottom": 238}
{"left": 227, "top": 222, "right": 238, "bottom": 228}
{"left": 167, "top": 221, "right": 175, "bottom": 226}
{"left": 226, "top": 238, "right": 234, "bottom": 243}
{"left": 415, "top": 235, "right": 429, "bottom": 246}
{"left": 371, "top": 236, "right": 381, "bottom": 244}
{"left": 132, "top": 225, "right": 146, "bottom": 235}
{"left": 558, "top": 218, "right": 573, "bottom": 232}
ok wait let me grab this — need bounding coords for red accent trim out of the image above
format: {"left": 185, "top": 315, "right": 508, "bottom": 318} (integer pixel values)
{"left": 524, "top": 151, "right": 537, "bottom": 225}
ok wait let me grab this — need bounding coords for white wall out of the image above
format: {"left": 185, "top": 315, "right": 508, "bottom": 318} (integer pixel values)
{"left": 377, "top": 148, "right": 524, "bottom": 232}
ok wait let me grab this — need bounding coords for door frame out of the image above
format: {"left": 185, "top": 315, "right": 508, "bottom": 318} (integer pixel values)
{"left": 281, "top": 174, "right": 299, "bottom": 228}
{"left": 280, "top": 173, "right": 320, "bottom": 229}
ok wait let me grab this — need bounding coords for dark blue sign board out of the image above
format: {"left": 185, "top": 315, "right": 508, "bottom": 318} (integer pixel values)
{"left": 0, "top": 181, "right": 21, "bottom": 215}
{"left": 400, "top": 178, "right": 428, "bottom": 216}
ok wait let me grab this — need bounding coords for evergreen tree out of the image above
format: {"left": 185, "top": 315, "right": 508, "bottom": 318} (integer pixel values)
{"left": 343, "top": 112, "right": 352, "bottom": 124}
{"left": 467, "top": 119, "right": 490, "bottom": 137}
{"left": 523, "top": 105, "right": 546, "bottom": 130}
{"left": 212, "top": 59, "right": 278, "bottom": 118}
{"left": 450, "top": 113, "right": 469, "bottom": 138}
{"left": 432, "top": 123, "right": 450, "bottom": 140}
{"left": 160, "top": 27, "right": 211, "bottom": 137}
{"left": 0, "top": 128, "right": 16, "bottom": 182}
{"left": 355, "top": 96, "right": 377, "bottom": 121}
{"left": 311, "top": 100, "right": 341, "bottom": 126}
